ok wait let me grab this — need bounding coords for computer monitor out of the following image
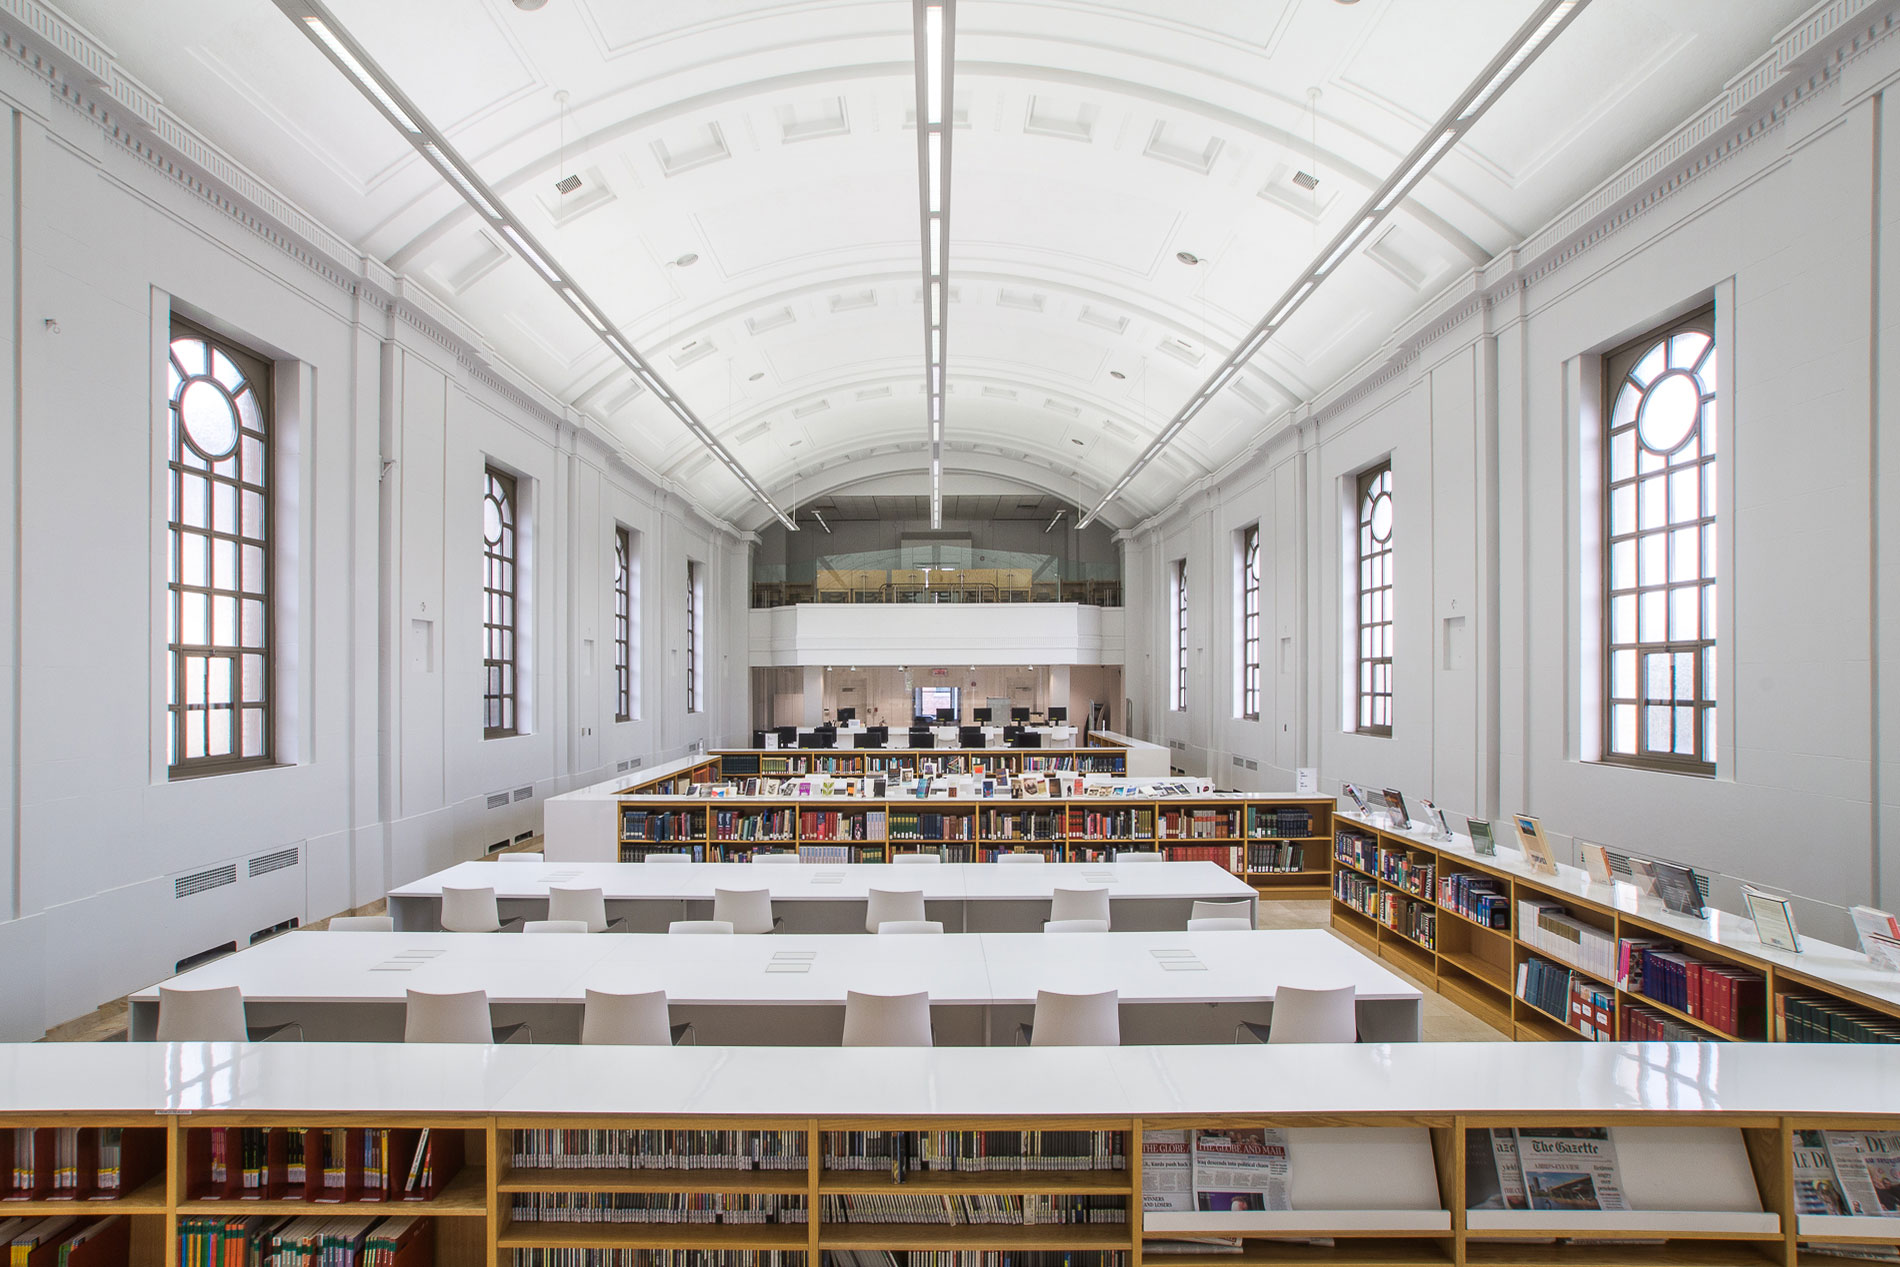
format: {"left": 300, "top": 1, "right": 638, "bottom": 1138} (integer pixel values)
{"left": 908, "top": 727, "right": 935, "bottom": 749}
{"left": 914, "top": 714, "right": 934, "bottom": 728}
{"left": 868, "top": 724, "right": 889, "bottom": 741}
{"left": 752, "top": 730, "right": 768, "bottom": 749}
{"left": 973, "top": 707, "right": 992, "bottom": 723}
{"left": 1012, "top": 731, "right": 1042, "bottom": 749}
{"left": 1011, "top": 707, "right": 1031, "bottom": 724}
{"left": 775, "top": 726, "right": 798, "bottom": 746}
{"left": 958, "top": 726, "right": 985, "bottom": 747}
{"left": 1047, "top": 707, "right": 1067, "bottom": 724}
{"left": 837, "top": 707, "right": 856, "bottom": 723}
{"left": 808, "top": 729, "right": 835, "bottom": 749}
{"left": 936, "top": 708, "right": 955, "bottom": 724}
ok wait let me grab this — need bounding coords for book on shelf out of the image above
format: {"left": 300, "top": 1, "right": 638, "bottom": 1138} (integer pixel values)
{"left": 1578, "top": 841, "right": 1613, "bottom": 886}
{"left": 517, "top": 1192, "right": 808, "bottom": 1224}
{"left": 1467, "top": 817, "right": 1497, "bottom": 857}
{"left": 1851, "top": 906, "right": 1900, "bottom": 972}
{"left": 1636, "top": 859, "right": 1708, "bottom": 918}
{"left": 822, "top": 1130, "right": 1125, "bottom": 1177}
{"left": 1742, "top": 887, "right": 1801, "bottom": 953}
{"left": 1188, "top": 1129, "right": 1291, "bottom": 1213}
{"left": 1380, "top": 788, "right": 1410, "bottom": 829}
{"left": 1779, "top": 993, "right": 1900, "bottom": 1043}
{"left": 1515, "top": 957, "right": 1611, "bottom": 1039}
{"left": 1439, "top": 873, "right": 1509, "bottom": 929}
{"left": 1517, "top": 900, "right": 1616, "bottom": 981}
{"left": 1514, "top": 1128, "right": 1628, "bottom": 1212}
{"left": 1511, "top": 813, "right": 1559, "bottom": 876}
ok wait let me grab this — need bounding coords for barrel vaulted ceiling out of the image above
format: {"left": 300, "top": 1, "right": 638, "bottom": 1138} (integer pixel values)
{"left": 56, "top": 0, "right": 1812, "bottom": 530}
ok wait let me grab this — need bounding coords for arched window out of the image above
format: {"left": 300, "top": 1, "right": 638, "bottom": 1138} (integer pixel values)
{"left": 1356, "top": 462, "right": 1393, "bottom": 735}
{"left": 166, "top": 318, "right": 272, "bottom": 775}
{"left": 483, "top": 467, "right": 518, "bottom": 738}
{"left": 1604, "top": 310, "right": 1716, "bottom": 771}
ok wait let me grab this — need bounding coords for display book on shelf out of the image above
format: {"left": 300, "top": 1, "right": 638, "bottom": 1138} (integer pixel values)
{"left": 18, "top": 1043, "right": 1900, "bottom": 1267}
{"left": 721, "top": 747, "right": 1131, "bottom": 779}
{"left": 1329, "top": 805, "right": 1900, "bottom": 1046}
{"left": 615, "top": 786, "right": 1335, "bottom": 888}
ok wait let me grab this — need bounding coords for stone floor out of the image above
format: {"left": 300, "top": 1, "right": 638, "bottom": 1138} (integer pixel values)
{"left": 41, "top": 864, "right": 1508, "bottom": 1044}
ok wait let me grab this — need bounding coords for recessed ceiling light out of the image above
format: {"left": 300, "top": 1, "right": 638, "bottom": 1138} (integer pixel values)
{"left": 513, "top": 0, "right": 548, "bottom": 9}
{"left": 674, "top": 252, "right": 699, "bottom": 267}
{"left": 1176, "top": 251, "right": 1202, "bottom": 266}
{"left": 748, "top": 372, "right": 764, "bottom": 381}
{"left": 1071, "top": 438, "right": 1085, "bottom": 445}
{"left": 1109, "top": 370, "right": 1126, "bottom": 380}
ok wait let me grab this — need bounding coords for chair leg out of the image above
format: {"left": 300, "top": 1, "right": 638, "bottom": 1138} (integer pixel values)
{"left": 1234, "top": 1020, "right": 1271, "bottom": 1044}
{"left": 1016, "top": 1022, "right": 1033, "bottom": 1046}
{"left": 671, "top": 1022, "right": 696, "bottom": 1046}
{"left": 247, "top": 1022, "right": 305, "bottom": 1043}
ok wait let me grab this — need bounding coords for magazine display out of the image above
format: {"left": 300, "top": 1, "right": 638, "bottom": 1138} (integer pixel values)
{"left": 1464, "top": 1128, "right": 1528, "bottom": 1211}
{"left": 1824, "top": 1131, "right": 1900, "bottom": 1216}
{"left": 1512, "top": 1128, "right": 1628, "bottom": 1212}
{"left": 1141, "top": 1130, "right": 1192, "bottom": 1213}
{"left": 1852, "top": 907, "right": 1900, "bottom": 972}
{"left": 1794, "top": 1130, "right": 1852, "bottom": 1216}
{"left": 1189, "top": 1129, "right": 1292, "bottom": 1213}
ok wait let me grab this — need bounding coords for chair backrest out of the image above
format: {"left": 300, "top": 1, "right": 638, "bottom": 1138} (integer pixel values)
{"left": 582, "top": 988, "right": 674, "bottom": 1045}
{"left": 498, "top": 853, "right": 543, "bottom": 863}
{"left": 403, "top": 988, "right": 493, "bottom": 1043}
{"left": 522, "top": 920, "right": 591, "bottom": 935}
{"left": 668, "top": 920, "right": 735, "bottom": 934}
{"left": 1190, "top": 900, "right": 1254, "bottom": 926}
{"left": 155, "top": 985, "right": 248, "bottom": 1042}
{"left": 714, "top": 888, "right": 777, "bottom": 934}
{"left": 1187, "top": 917, "right": 1253, "bottom": 932}
{"left": 1113, "top": 851, "right": 1163, "bottom": 863}
{"left": 893, "top": 854, "right": 942, "bottom": 865}
{"left": 1031, "top": 988, "right": 1120, "bottom": 1046}
{"left": 1268, "top": 984, "right": 1358, "bottom": 1044}
{"left": 1043, "top": 919, "right": 1109, "bottom": 934}
{"left": 325, "top": 916, "right": 394, "bottom": 932}
{"left": 842, "top": 989, "right": 934, "bottom": 1047}
{"left": 644, "top": 854, "right": 692, "bottom": 864}
{"left": 877, "top": 920, "right": 945, "bottom": 934}
{"left": 547, "top": 887, "right": 610, "bottom": 933}
{"left": 439, "top": 885, "right": 503, "bottom": 933}
{"left": 752, "top": 853, "right": 801, "bottom": 865}
{"left": 997, "top": 852, "right": 1045, "bottom": 864}
{"left": 865, "top": 888, "right": 927, "bottom": 933}
{"left": 1050, "top": 886, "right": 1111, "bottom": 926}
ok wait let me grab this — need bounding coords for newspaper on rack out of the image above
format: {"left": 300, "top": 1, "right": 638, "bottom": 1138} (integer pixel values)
{"left": 1190, "top": 1129, "right": 1292, "bottom": 1213}
{"left": 1464, "top": 1128, "right": 1529, "bottom": 1210}
{"left": 1512, "top": 1128, "right": 1628, "bottom": 1212}
{"left": 1794, "top": 1130, "right": 1852, "bottom": 1216}
{"left": 1140, "top": 1130, "right": 1193, "bottom": 1213}
{"left": 1824, "top": 1131, "right": 1900, "bottom": 1216}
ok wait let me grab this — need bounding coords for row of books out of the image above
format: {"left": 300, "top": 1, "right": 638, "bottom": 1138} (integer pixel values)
{"left": 195, "top": 1128, "right": 451, "bottom": 1202}
{"left": 799, "top": 811, "right": 887, "bottom": 842}
{"left": 0, "top": 1216, "right": 125, "bottom": 1267}
{"left": 1379, "top": 894, "right": 1435, "bottom": 950}
{"left": 1380, "top": 850, "right": 1433, "bottom": 897}
{"left": 619, "top": 845, "right": 706, "bottom": 863}
{"left": 1160, "top": 845, "right": 1243, "bottom": 875}
{"left": 1780, "top": 994, "right": 1900, "bottom": 1044}
{"left": 514, "top": 1254, "right": 807, "bottom": 1267}
{"left": 1438, "top": 873, "right": 1509, "bottom": 930}
{"left": 1062, "top": 810, "right": 1155, "bottom": 840}
{"left": 1517, "top": 901, "right": 1617, "bottom": 982}
{"left": 1246, "top": 841, "right": 1306, "bottom": 873}
{"left": 712, "top": 810, "right": 796, "bottom": 841}
{"left": 6, "top": 1129, "right": 138, "bottom": 1199}
{"left": 817, "top": 1195, "right": 1124, "bottom": 1226}
{"left": 1623, "top": 1005, "right": 1708, "bottom": 1041}
{"left": 797, "top": 845, "right": 887, "bottom": 864}
{"left": 1332, "top": 870, "right": 1378, "bottom": 921}
{"left": 620, "top": 811, "right": 705, "bottom": 842}
{"left": 1516, "top": 956, "right": 1614, "bottom": 1040}
{"left": 1158, "top": 810, "right": 1239, "bottom": 840}
{"left": 887, "top": 813, "right": 972, "bottom": 842}
{"left": 510, "top": 1131, "right": 807, "bottom": 1172}
{"left": 977, "top": 812, "right": 1061, "bottom": 841}
{"left": 510, "top": 1194, "right": 806, "bottom": 1224}
{"left": 822, "top": 1256, "right": 1125, "bottom": 1267}
{"left": 820, "top": 1132, "right": 1126, "bottom": 1175}
{"left": 178, "top": 1215, "right": 426, "bottom": 1267}
{"left": 1620, "top": 941, "right": 1766, "bottom": 1039}
{"left": 1333, "top": 832, "right": 1379, "bottom": 877}
{"left": 1249, "top": 807, "right": 1314, "bottom": 839}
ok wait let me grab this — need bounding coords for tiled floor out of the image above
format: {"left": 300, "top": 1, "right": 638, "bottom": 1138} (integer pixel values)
{"left": 42, "top": 872, "right": 1507, "bottom": 1044}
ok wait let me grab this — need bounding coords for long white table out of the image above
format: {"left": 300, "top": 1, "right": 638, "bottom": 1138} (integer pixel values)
{"left": 388, "top": 859, "right": 1259, "bottom": 933}
{"left": 128, "top": 928, "right": 1422, "bottom": 1046}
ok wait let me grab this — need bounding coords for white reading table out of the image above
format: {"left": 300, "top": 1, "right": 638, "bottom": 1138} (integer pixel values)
{"left": 127, "top": 928, "right": 1422, "bottom": 1046}
{"left": 387, "top": 858, "right": 1258, "bottom": 933}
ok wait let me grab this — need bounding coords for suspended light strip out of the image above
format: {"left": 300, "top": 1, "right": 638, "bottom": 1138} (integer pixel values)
{"left": 273, "top": 0, "right": 795, "bottom": 531}
{"left": 914, "top": 0, "right": 955, "bottom": 530}
{"left": 1077, "top": 0, "right": 1589, "bottom": 528}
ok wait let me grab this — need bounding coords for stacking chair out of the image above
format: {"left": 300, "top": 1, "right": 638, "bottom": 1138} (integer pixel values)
{"left": 668, "top": 920, "right": 735, "bottom": 934}
{"left": 547, "top": 886, "right": 624, "bottom": 933}
{"left": 1188, "top": 917, "right": 1253, "bottom": 932}
{"left": 864, "top": 888, "right": 927, "bottom": 933}
{"left": 1043, "top": 919, "right": 1109, "bottom": 934}
{"left": 714, "top": 888, "right": 781, "bottom": 934}
{"left": 155, "top": 985, "right": 303, "bottom": 1042}
{"left": 1191, "top": 900, "right": 1254, "bottom": 926}
{"left": 581, "top": 988, "right": 693, "bottom": 1046}
{"left": 325, "top": 916, "right": 394, "bottom": 932}
{"left": 997, "top": 852, "right": 1045, "bottom": 864}
{"left": 752, "top": 853, "right": 801, "bottom": 865}
{"left": 893, "top": 854, "right": 943, "bottom": 865}
{"left": 644, "top": 854, "right": 692, "bottom": 865}
{"left": 877, "top": 921, "right": 945, "bottom": 934}
{"left": 1113, "top": 851, "right": 1163, "bottom": 863}
{"left": 842, "top": 990, "right": 934, "bottom": 1047}
{"left": 498, "top": 853, "right": 543, "bottom": 863}
{"left": 1017, "top": 988, "right": 1120, "bottom": 1046}
{"left": 1236, "top": 984, "right": 1357, "bottom": 1045}
{"left": 403, "top": 988, "right": 529, "bottom": 1044}
{"left": 522, "top": 920, "right": 590, "bottom": 934}
{"left": 1049, "top": 886, "right": 1111, "bottom": 928}
{"left": 439, "top": 886, "right": 520, "bottom": 933}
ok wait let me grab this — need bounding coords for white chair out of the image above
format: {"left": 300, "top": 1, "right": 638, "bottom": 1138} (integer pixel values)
{"left": 1191, "top": 900, "right": 1254, "bottom": 927}
{"left": 842, "top": 989, "right": 934, "bottom": 1047}
{"left": 439, "top": 886, "right": 519, "bottom": 934}
{"left": 403, "top": 988, "right": 529, "bottom": 1044}
{"left": 498, "top": 852, "right": 542, "bottom": 863}
{"left": 155, "top": 985, "right": 302, "bottom": 1043}
{"left": 522, "top": 920, "right": 590, "bottom": 934}
{"left": 1044, "top": 919, "right": 1109, "bottom": 934}
{"left": 547, "top": 886, "right": 624, "bottom": 933}
{"left": 581, "top": 988, "right": 692, "bottom": 1046}
{"left": 1114, "top": 851, "right": 1162, "bottom": 863}
{"left": 714, "top": 888, "right": 781, "bottom": 934}
{"left": 1050, "top": 886, "right": 1110, "bottom": 927}
{"left": 1188, "top": 917, "right": 1253, "bottom": 932}
{"left": 668, "top": 920, "right": 735, "bottom": 934}
{"left": 997, "top": 853, "right": 1045, "bottom": 864}
{"left": 752, "top": 853, "right": 801, "bottom": 865}
{"left": 893, "top": 854, "right": 942, "bottom": 865}
{"left": 864, "top": 888, "right": 927, "bottom": 933}
{"left": 877, "top": 921, "right": 945, "bottom": 935}
{"left": 1237, "top": 984, "right": 1358, "bottom": 1045}
{"left": 1018, "top": 988, "right": 1120, "bottom": 1047}
{"left": 644, "top": 853, "right": 692, "bottom": 864}
{"left": 325, "top": 916, "right": 394, "bottom": 932}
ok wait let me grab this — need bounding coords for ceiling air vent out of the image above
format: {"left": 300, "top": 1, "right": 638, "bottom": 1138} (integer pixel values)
{"left": 486, "top": 792, "right": 511, "bottom": 811}
{"left": 249, "top": 847, "right": 299, "bottom": 878}
{"left": 1245, "top": 759, "right": 1260, "bottom": 771}
{"left": 617, "top": 760, "right": 631, "bottom": 773}
{"left": 555, "top": 174, "right": 582, "bottom": 195}
{"left": 1292, "top": 170, "right": 1319, "bottom": 191}
{"left": 1231, "top": 756, "right": 1244, "bottom": 767}
{"left": 175, "top": 864, "right": 237, "bottom": 899}
{"left": 629, "top": 757, "right": 643, "bottom": 769}
{"left": 514, "top": 786, "right": 533, "bottom": 802}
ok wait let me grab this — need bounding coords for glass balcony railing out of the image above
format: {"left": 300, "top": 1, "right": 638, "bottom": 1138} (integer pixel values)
{"left": 751, "top": 547, "right": 1121, "bottom": 608}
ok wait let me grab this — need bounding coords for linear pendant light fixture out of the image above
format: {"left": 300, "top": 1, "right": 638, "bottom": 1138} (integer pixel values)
{"left": 913, "top": 0, "right": 956, "bottom": 530}
{"left": 1077, "top": 0, "right": 1587, "bottom": 528}
{"left": 270, "top": 0, "right": 796, "bottom": 531}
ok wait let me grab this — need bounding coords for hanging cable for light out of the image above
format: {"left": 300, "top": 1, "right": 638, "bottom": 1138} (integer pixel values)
{"left": 270, "top": 0, "right": 796, "bottom": 530}
{"left": 912, "top": 0, "right": 955, "bottom": 530}
{"left": 1078, "top": 0, "right": 1587, "bottom": 527}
